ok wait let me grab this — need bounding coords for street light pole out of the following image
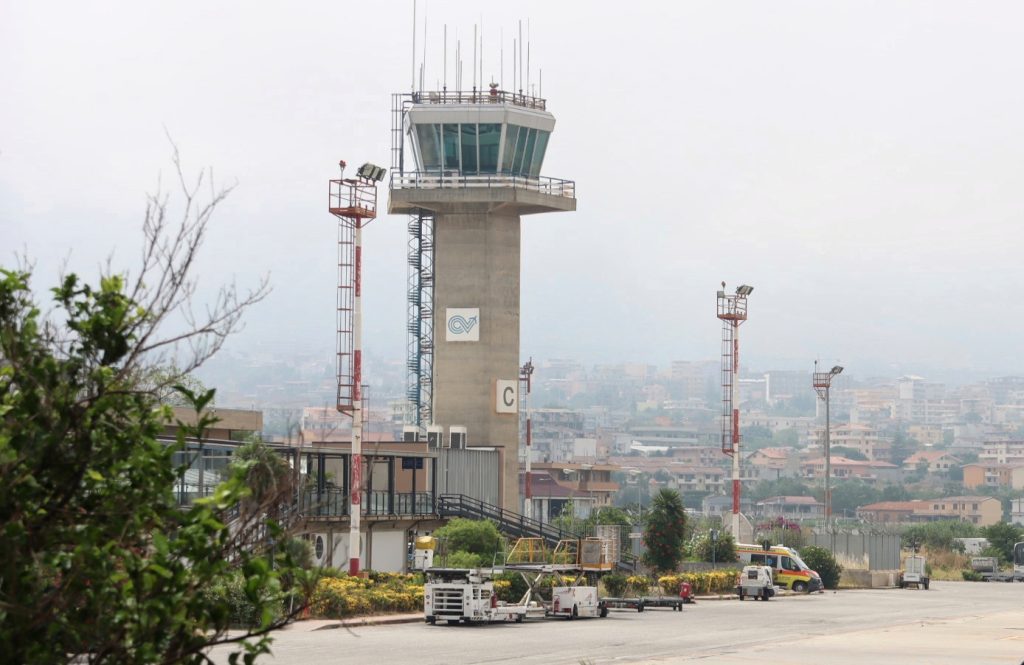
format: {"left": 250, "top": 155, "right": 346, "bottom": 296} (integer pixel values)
{"left": 813, "top": 362, "right": 844, "bottom": 553}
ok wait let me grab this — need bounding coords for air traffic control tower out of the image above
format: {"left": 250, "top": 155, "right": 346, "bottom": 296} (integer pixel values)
{"left": 389, "top": 86, "right": 576, "bottom": 510}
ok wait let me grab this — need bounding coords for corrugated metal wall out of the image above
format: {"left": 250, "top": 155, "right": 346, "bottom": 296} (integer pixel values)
{"left": 810, "top": 534, "right": 901, "bottom": 571}
{"left": 436, "top": 448, "right": 501, "bottom": 506}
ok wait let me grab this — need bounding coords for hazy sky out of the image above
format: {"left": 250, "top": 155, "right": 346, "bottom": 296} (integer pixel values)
{"left": 4, "top": 1, "right": 1024, "bottom": 378}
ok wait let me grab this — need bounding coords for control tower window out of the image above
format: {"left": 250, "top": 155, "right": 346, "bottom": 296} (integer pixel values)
{"left": 501, "top": 125, "right": 520, "bottom": 173}
{"left": 461, "top": 124, "right": 478, "bottom": 173}
{"left": 416, "top": 124, "right": 442, "bottom": 170}
{"left": 442, "top": 124, "right": 460, "bottom": 172}
{"left": 529, "top": 131, "right": 550, "bottom": 176}
{"left": 478, "top": 124, "right": 501, "bottom": 173}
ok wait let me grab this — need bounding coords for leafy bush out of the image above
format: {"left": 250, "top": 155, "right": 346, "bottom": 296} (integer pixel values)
{"left": 962, "top": 570, "right": 984, "bottom": 582}
{"left": 980, "top": 522, "right": 1024, "bottom": 563}
{"left": 902, "top": 521, "right": 979, "bottom": 552}
{"left": 602, "top": 573, "right": 628, "bottom": 598}
{"left": 694, "top": 531, "right": 737, "bottom": 563}
{"left": 310, "top": 573, "right": 423, "bottom": 618}
{"left": 433, "top": 518, "right": 503, "bottom": 558}
{"left": 626, "top": 575, "right": 653, "bottom": 596}
{"left": 494, "top": 571, "right": 528, "bottom": 602}
{"left": 200, "top": 571, "right": 267, "bottom": 628}
{"left": 658, "top": 571, "right": 739, "bottom": 595}
{"left": 800, "top": 545, "right": 842, "bottom": 589}
{"left": 441, "top": 550, "right": 487, "bottom": 568}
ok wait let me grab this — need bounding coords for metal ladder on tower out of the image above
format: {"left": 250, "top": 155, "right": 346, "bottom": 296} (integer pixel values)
{"left": 720, "top": 318, "right": 735, "bottom": 456}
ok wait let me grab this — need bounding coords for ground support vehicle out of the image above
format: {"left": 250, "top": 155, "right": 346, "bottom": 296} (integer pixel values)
{"left": 423, "top": 568, "right": 528, "bottom": 625}
{"left": 898, "top": 555, "right": 929, "bottom": 589}
{"left": 735, "top": 543, "right": 823, "bottom": 593}
{"left": 601, "top": 596, "right": 685, "bottom": 612}
{"left": 504, "top": 537, "right": 613, "bottom": 620}
{"left": 602, "top": 580, "right": 692, "bottom": 612}
{"left": 971, "top": 557, "right": 1013, "bottom": 582}
{"left": 1013, "top": 542, "right": 1024, "bottom": 582}
{"left": 737, "top": 565, "right": 776, "bottom": 601}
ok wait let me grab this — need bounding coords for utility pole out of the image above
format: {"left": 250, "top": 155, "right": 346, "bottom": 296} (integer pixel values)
{"left": 520, "top": 358, "right": 534, "bottom": 519}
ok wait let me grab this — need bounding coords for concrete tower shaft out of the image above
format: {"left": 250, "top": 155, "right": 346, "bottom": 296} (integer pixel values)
{"left": 389, "top": 89, "right": 575, "bottom": 510}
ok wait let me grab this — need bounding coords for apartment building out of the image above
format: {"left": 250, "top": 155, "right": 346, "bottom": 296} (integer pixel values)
{"left": 963, "top": 463, "right": 1024, "bottom": 490}
{"left": 857, "top": 496, "right": 1001, "bottom": 526}
{"left": 902, "top": 450, "right": 962, "bottom": 474}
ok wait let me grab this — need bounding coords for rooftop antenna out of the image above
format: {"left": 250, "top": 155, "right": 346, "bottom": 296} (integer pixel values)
{"left": 518, "top": 20, "right": 523, "bottom": 94}
{"left": 443, "top": 24, "right": 447, "bottom": 91}
{"left": 527, "top": 19, "right": 530, "bottom": 97}
{"left": 473, "top": 25, "right": 477, "bottom": 95}
{"left": 479, "top": 17, "right": 484, "bottom": 93}
{"left": 411, "top": 0, "right": 416, "bottom": 92}
{"left": 421, "top": 6, "right": 427, "bottom": 91}
{"left": 512, "top": 37, "right": 516, "bottom": 96}
{"left": 539, "top": 68, "right": 543, "bottom": 98}
{"left": 500, "top": 27, "right": 504, "bottom": 89}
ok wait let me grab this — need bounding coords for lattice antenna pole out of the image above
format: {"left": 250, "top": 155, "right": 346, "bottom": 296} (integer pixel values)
{"left": 717, "top": 283, "right": 753, "bottom": 540}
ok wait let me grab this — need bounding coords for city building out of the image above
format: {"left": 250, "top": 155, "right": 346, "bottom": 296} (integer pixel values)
{"left": 857, "top": 496, "right": 1001, "bottom": 526}
{"left": 963, "top": 463, "right": 1024, "bottom": 490}
{"left": 902, "top": 450, "right": 962, "bottom": 474}
{"left": 755, "top": 496, "right": 824, "bottom": 521}
{"left": 801, "top": 456, "right": 901, "bottom": 484}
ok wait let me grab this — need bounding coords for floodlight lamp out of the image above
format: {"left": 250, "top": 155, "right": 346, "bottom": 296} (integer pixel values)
{"left": 562, "top": 468, "right": 575, "bottom": 476}
{"left": 357, "top": 163, "right": 387, "bottom": 182}
{"left": 735, "top": 284, "right": 754, "bottom": 296}
{"left": 830, "top": 365, "right": 844, "bottom": 376}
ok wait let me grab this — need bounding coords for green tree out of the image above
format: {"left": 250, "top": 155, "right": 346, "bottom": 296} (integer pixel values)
{"left": 694, "top": 530, "right": 737, "bottom": 564}
{"left": 0, "top": 153, "right": 302, "bottom": 662}
{"left": 979, "top": 522, "right": 1024, "bottom": 563}
{"left": 830, "top": 481, "right": 881, "bottom": 516}
{"left": 881, "top": 484, "right": 912, "bottom": 501}
{"left": 750, "top": 478, "right": 812, "bottom": 502}
{"left": 831, "top": 447, "right": 868, "bottom": 461}
{"left": 902, "top": 520, "right": 979, "bottom": 552}
{"left": 641, "top": 488, "right": 687, "bottom": 573}
{"left": 433, "top": 518, "right": 503, "bottom": 559}
{"left": 0, "top": 269, "right": 307, "bottom": 663}
{"left": 800, "top": 546, "right": 842, "bottom": 589}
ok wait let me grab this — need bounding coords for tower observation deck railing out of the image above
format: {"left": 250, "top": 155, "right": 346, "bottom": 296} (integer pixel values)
{"left": 391, "top": 171, "right": 575, "bottom": 199}
{"left": 411, "top": 89, "right": 546, "bottom": 111}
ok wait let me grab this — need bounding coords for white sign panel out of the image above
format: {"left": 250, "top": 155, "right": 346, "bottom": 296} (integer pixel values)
{"left": 446, "top": 308, "right": 480, "bottom": 342}
{"left": 496, "top": 379, "right": 518, "bottom": 414}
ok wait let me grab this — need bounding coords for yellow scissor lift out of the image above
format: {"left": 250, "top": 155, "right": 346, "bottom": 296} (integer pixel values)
{"left": 504, "top": 537, "right": 616, "bottom": 619}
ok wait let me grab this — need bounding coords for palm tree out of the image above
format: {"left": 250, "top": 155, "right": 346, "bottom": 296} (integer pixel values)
{"left": 642, "top": 488, "right": 687, "bottom": 573}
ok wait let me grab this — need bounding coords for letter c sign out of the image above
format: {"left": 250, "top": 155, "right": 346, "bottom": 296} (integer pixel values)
{"left": 496, "top": 379, "right": 518, "bottom": 414}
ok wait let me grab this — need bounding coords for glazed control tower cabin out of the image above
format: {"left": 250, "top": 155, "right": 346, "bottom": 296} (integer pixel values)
{"left": 389, "top": 85, "right": 576, "bottom": 511}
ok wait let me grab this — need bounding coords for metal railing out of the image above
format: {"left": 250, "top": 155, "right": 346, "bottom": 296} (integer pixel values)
{"left": 366, "top": 491, "right": 435, "bottom": 516}
{"left": 298, "top": 489, "right": 436, "bottom": 518}
{"left": 299, "top": 487, "right": 349, "bottom": 517}
{"left": 391, "top": 171, "right": 575, "bottom": 198}
{"left": 436, "top": 494, "right": 639, "bottom": 571}
{"left": 410, "top": 89, "right": 546, "bottom": 111}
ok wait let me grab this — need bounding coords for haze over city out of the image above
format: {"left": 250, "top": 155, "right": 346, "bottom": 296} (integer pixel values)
{"left": 4, "top": 1, "right": 1024, "bottom": 379}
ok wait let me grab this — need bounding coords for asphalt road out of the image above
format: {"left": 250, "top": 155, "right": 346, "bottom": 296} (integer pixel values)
{"left": 210, "top": 582, "right": 1024, "bottom": 665}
